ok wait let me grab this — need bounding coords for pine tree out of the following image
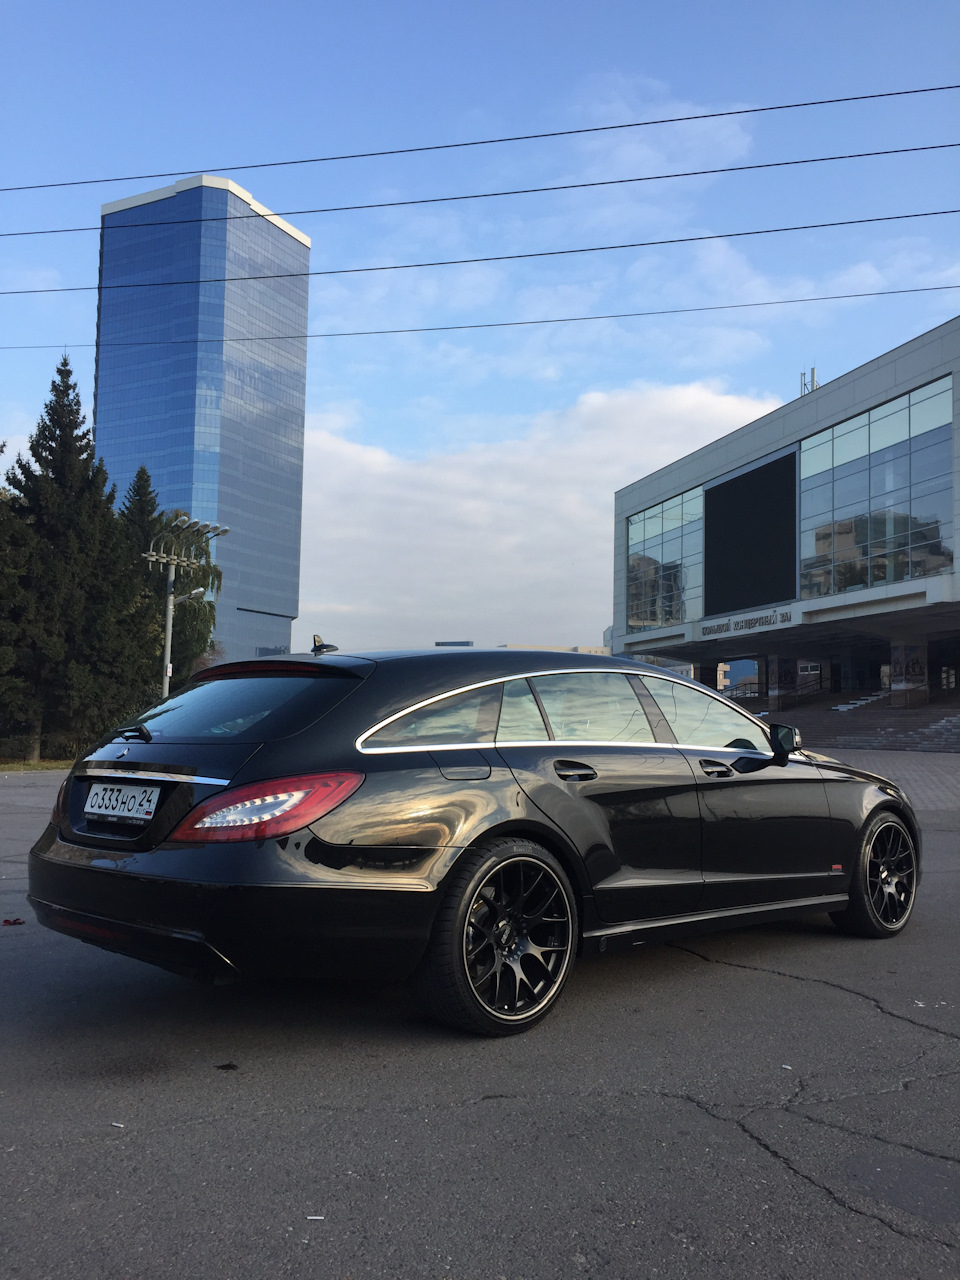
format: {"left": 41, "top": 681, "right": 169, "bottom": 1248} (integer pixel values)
{"left": 2, "top": 357, "right": 144, "bottom": 759}
{"left": 117, "top": 466, "right": 166, "bottom": 706}
{"left": 0, "top": 446, "right": 30, "bottom": 730}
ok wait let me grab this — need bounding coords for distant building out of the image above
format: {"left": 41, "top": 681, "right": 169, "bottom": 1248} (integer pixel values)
{"left": 435, "top": 640, "right": 474, "bottom": 647}
{"left": 93, "top": 174, "right": 311, "bottom": 661}
{"left": 613, "top": 317, "right": 958, "bottom": 708}
{"left": 498, "top": 645, "right": 613, "bottom": 656}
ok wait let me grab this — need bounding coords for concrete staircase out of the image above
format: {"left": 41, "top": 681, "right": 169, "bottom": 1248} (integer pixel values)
{"left": 754, "top": 691, "right": 960, "bottom": 753}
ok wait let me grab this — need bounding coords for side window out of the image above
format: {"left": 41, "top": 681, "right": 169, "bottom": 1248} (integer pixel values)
{"left": 638, "top": 677, "right": 768, "bottom": 752}
{"left": 496, "top": 679, "right": 550, "bottom": 741}
{"left": 364, "top": 685, "right": 501, "bottom": 748}
{"left": 628, "top": 674, "right": 676, "bottom": 742}
{"left": 529, "top": 672, "right": 654, "bottom": 743}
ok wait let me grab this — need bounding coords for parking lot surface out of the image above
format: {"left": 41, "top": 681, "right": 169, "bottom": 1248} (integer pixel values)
{"left": 1, "top": 753, "right": 958, "bottom": 1280}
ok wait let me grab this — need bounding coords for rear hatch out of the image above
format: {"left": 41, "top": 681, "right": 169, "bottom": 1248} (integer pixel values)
{"left": 59, "top": 659, "right": 372, "bottom": 851}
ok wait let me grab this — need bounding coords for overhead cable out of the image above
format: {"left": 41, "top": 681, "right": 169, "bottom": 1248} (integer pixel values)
{"left": 2, "top": 84, "right": 958, "bottom": 195}
{"left": 3, "top": 208, "right": 957, "bottom": 297}
{"left": 3, "top": 141, "right": 958, "bottom": 240}
{"left": 2, "top": 284, "right": 957, "bottom": 351}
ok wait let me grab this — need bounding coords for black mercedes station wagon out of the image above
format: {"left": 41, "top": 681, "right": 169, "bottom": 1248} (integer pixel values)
{"left": 29, "top": 650, "right": 920, "bottom": 1035}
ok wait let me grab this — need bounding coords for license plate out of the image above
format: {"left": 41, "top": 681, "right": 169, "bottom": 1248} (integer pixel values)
{"left": 84, "top": 782, "right": 161, "bottom": 825}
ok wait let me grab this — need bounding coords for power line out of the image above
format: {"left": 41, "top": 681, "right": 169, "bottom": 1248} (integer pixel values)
{"left": 3, "top": 141, "right": 957, "bottom": 240}
{"left": 2, "top": 284, "right": 956, "bottom": 351}
{"left": 2, "top": 84, "right": 958, "bottom": 195}
{"left": 3, "top": 208, "right": 957, "bottom": 298}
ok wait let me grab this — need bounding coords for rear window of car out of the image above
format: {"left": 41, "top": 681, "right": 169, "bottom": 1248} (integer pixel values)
{"left": 118, "top": 673, "right": 362, "bottom": 743}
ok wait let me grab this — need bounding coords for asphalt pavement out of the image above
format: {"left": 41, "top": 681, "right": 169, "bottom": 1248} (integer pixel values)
{"left": 1, "top": 754, "right": 957, "bottom": 1280}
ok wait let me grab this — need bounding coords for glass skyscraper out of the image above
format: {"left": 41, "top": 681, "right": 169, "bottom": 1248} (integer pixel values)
{"left": 94, "top": 174, "right": 310, "bottom": 660}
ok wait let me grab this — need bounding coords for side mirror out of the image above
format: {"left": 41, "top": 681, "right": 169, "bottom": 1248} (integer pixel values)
{"left": 769, "top": 723, "right": 802, "bottom": 763}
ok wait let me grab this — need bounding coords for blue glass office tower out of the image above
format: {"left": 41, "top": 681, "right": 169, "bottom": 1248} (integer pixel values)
{"left": 94, "top": 174, "right": 310, "bottom": 660}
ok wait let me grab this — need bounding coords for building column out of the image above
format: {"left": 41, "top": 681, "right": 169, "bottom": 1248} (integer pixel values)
{"left": 890, "top": 639, "right": 929, "bottom": 708}
{"left": 756, "top": 655, "right": 769, "bottom": 700}
{"left": 692, "top": 662, "right": 718, "bottom": 690}
{"left": 829, "top": 648, "right": 857, "bottom": 695}
{"left": 767, "top": 655, "right": 798, "bottom": 712}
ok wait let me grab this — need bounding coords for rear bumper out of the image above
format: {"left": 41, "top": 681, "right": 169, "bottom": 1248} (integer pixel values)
{"left": 28, "top": 848, "right": 440, "bottom": 983}
{"left": 29, "top": 895, "right": 238, "bottom": 982}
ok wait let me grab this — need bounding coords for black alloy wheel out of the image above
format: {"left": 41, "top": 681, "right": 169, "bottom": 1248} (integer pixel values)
{"left": 416, "top": 838, "right": 577, "bottom": 1035}
{"left": 831, "top": 812, "right": 918, "bottom": 938}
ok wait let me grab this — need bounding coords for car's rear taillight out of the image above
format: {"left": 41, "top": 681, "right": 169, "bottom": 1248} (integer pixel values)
{"left": 169, "top": 772, "right": 364, "bottom": 843}
{"left": 51, "top": 779, "right": 69, "bottom": 828}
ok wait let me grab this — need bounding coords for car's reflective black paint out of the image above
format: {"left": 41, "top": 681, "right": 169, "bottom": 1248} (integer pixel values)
{"left": 28, "top": 649, "right": 922, "bottom": 1033}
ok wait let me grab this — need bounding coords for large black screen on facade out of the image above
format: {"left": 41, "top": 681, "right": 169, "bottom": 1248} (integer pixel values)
{"left": 704, "top": 453, "right": 796, "bottom": 616}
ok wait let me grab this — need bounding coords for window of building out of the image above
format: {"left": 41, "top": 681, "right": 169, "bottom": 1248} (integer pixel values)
{"left": 799, "top": 376, "right": 953, "bottom": 601}
{"left": 626, "top": 487, "right": 703, "bottom": 632}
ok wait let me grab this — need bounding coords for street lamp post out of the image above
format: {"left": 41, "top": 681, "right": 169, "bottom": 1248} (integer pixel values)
{"left": 143, "top": 517, "right": 229, "bottom": 697}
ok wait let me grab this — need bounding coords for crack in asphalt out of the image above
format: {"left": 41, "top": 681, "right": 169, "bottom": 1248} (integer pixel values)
{"left": 660, "top": 945, "right": 960, "bottom": 1246}
{"left": 654, "top": 1090, "right": 958, "bottom": 1251}
{"left": 789, "top": 1064, "right": 960, "bottom": 1112}
{"left": 669, "top": 942, "right": 960, "bottom": 1043}
{"left": 8, "top": 1076, "right": 956, "bottom": 1251}
{"left": 729, "top": 1109, "right": 956, "bottom": 1250}
{"left": 789, "top": 1107, "right": 960, "bottom": 1168}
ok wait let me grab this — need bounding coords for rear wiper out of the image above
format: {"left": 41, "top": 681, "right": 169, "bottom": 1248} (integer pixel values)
{"left": 118, "top": 724, "right": 152, "bottom": 743}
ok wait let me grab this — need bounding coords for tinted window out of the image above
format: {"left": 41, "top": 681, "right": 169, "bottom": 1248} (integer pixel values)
{"left": 530, "top": 672, "right": 653, "bottom": 742}
{"left": 639, "top": 677, "right": 767, "bottom": 752}
{"left": 365, "top": 685, "right": 501, "bottom": 748}
{"left": 497, "top": 679, "right": 550, "bottom": 741}
{"left": 124, "top": 674, "right": 359, "bottom": 743}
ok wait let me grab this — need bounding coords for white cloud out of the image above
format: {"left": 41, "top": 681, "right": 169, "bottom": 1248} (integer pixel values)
{"left": 292, "top": 379, "right": 779, "bottom": 653}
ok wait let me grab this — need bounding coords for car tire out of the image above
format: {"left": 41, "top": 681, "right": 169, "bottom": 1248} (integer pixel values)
{"left": 415, "top": 838, "right": 578, "bottom": 1036}
{"left": 830, "top": 812, "right": 918, "bottom": 938}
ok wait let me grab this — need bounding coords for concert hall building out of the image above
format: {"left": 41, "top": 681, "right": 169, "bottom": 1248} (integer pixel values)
{"left": 612, "top": 316, "right": 959, "bottom": 708}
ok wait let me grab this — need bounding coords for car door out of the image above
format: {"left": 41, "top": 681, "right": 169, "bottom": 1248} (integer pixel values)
{"left": 637, "top": 675, "right": 843, "bottom": 909}
{"left": 493, "top": 672, "right": 703, "bottom": 923}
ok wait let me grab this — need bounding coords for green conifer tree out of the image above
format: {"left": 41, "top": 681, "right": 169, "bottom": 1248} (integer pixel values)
{"left": 117, "top": 466, "right": 166, "bottom": 705}
{"left": 0, "top": 446, "right": 30, "bottom": 731}
{"left": 3, "top": 357, "right": 144, "bottom": 758}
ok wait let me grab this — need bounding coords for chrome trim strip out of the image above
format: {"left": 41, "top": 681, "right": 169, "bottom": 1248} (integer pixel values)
{"left": 77, "top": 769, "right": 231, "bottom": 785}
{"left": 355, "top": 665, "right": 776, "bottom": 754}
{"left": 354, "top": 666, "right": 649, "bottom": 752}
{"left": 361, "top": 736, "right": 665, "bottom": 755}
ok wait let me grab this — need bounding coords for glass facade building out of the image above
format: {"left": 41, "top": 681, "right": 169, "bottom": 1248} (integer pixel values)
{"left": 94, "top": 175, "right": 310, "bottom": 660}
{"left": 624, "top": 376, "right": 954, "bottom": 633}
{"left": 614, "top": 318, "right": 959, "bottom": 707}
{"left": 798, "top": 376, "right": 953, "bottom": 599}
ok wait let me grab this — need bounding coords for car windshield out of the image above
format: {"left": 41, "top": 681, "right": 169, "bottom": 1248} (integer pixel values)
{"left": 115, "top": 674, "right": 361, "bottom": 743}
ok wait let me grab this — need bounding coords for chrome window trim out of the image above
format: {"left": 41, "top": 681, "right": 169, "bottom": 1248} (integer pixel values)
{"left": 359, "top": 739, "right": 787, "bottom": 758}
{"left": 355, "top": 666, "right": 775, "bottom": 756}
{"left": 362, "top": 737, "right": 666, "bottom": 756}
{"left": 355, "top": 667, "right": 655, "bottom": 753}
{"left": 76, "top": 768, "right": 232, "bottom": 785}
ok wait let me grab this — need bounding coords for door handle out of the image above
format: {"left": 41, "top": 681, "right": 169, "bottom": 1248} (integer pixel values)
{"left": 699, "top": 759, "right": 734, "bottom": 778}
{"left": 554, "top": 760, "right": 598, "bottom": 782}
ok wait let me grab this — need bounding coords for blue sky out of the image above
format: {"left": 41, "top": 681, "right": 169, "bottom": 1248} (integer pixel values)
{"left": 2, "top": 0, "right": 958, "bottom": 649}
